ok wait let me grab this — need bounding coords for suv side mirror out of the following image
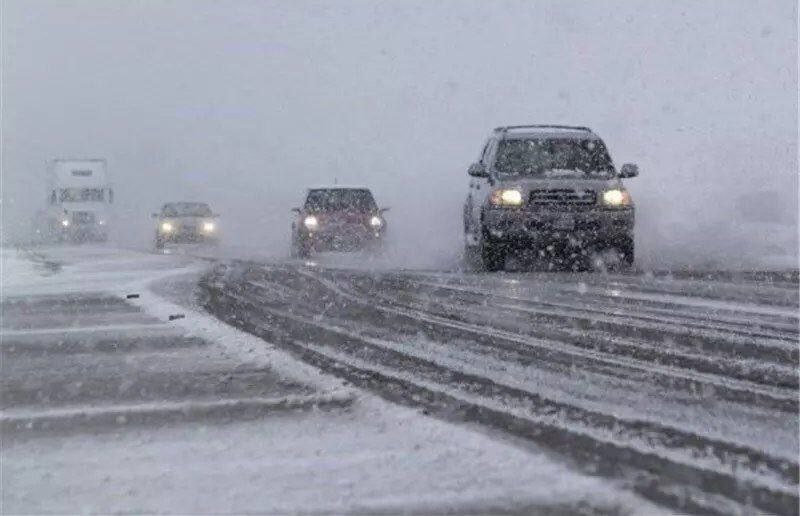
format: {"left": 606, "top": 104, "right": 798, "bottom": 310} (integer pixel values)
{"left": 151, "top": 213, "right": 160, "bottom": 218}
{"left": 291, "top": 208, "right": 301, "bottom": 213}
{"left": 619, "top": 163, "right": 639, "bottom": 178}
{"left": 468, "top": 162, "right": 488, "bottom": 178}
{"left": 379, "top": 207, "right": 390, "bottom": 213}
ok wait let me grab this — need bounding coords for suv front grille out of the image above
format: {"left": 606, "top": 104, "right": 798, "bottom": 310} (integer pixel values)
{"left": 529, "top": 189, "right": 596, "bottom": 208}
{"left": 72, "top": 211, "right": 96, "bottom": 224}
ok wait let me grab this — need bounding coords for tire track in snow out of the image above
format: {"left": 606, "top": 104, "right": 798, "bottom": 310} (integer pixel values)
{"left": 200, "top": 268, "right": 798, "bottom": 516}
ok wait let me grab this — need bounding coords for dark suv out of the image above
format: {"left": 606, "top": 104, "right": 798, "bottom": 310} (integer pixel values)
{"left": 463, "top": 125, "right": 639, "bottom": 271}
{"left": 291, "top": 187, "right": 388, "bottom": 258}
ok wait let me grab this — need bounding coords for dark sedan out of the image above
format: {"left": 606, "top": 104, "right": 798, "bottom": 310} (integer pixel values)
{"left": 153, "top": 202, "right": 220, "bottom": 249}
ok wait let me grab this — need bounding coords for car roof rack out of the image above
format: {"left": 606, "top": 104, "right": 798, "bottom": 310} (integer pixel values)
{"left": 493, "top": 124, "right": 592, "bottom": 133}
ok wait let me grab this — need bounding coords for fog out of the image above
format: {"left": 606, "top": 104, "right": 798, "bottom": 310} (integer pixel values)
{"left": 2, "top": 0, "right": 797, "bottom": 270}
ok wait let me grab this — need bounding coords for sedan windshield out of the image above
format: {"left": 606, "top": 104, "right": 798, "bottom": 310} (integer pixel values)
{"left": 163, "top": 202, "right": 213, "bottom": 217}
{"left": 305, "top": 189, "right": 376, "bottom": 212}
{"left": 495, "top": 139, "right": 615, "bottom": 178}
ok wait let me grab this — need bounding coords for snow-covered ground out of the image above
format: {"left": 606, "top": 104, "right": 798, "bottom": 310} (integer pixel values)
{"left": 1, "top": 245, "right": 660, "bottom": 514}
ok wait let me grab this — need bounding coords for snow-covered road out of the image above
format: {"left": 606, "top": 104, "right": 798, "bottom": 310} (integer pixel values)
{"left": 202, "top": 256, "right": 799, "bottom": 515}
{"left": 1, "top": 245, "right": 661, "bottom": 514}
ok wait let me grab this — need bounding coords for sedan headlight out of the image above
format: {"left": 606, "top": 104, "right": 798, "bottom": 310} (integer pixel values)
{"left": 602, "top": 189, "right": 632, "bottom": 207}
{"left": 489, "top": 188, "right": 524, "bottom": 207}
{"left": 369, "top": 216, "right": 383, "bottom": 228}
{"left": 202, "top": 221, "right": 215, "bottom": 233}
{"left": 303, "top": 215, "right": 318, "bottom": 230}
{"left": 160, "top": 222, "right": 174, "bottom": 233}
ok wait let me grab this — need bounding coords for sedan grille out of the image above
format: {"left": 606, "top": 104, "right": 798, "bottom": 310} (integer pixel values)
{"left": 529, "top": 189, "right": 596, "bottom": 208}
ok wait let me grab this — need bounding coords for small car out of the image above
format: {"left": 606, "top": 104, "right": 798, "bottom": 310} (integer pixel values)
{"left": 291, "top": 187, "right": 388, "bottom": 258}
{"left": 152, "top": 202, "right": 219, "bottom": 249}
{"left": 463, "top": 125, "right": 639, "bottom": 271}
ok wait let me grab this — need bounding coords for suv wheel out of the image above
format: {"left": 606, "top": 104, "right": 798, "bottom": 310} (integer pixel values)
{"left": 478, "top": 230, "right": 505, "bottom": 272}
{"left": 591, "top": 243, "right": 634, "bottom": 272}
{"left": 295, "top": 239, "right": 311, "bottom": 259}
{"left": 620, "top": 241, "right": 635, "bottom": 270}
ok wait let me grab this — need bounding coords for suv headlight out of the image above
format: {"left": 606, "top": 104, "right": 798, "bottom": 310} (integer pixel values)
{"left": 489, "top": 188, "right": 524, "bottom": 207}
{"left": 369, "top": 216, "right": 383, "bottom": 228}
{"left": 160, "top": 222, "right": 174, "bottom": 233}
{"left": 303, "top": 215, "right": 318, "bottom": 230}
{"left": 202, "top": 221, "right": 215, "bottom": 233}
{"left": 602, "top": 189, "right": 632, "bottom": 207}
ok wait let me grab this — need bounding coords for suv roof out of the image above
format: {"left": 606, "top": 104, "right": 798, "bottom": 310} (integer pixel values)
{"left": 307, "top": 185, "right": 371, "bottom": 191}
{"left": 493, "top": 124, "right": 600, "bottom": 141}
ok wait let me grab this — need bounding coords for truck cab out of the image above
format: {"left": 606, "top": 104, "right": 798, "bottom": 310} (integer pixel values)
{"left": 40, "top": 159, "right": 113, "bottom": 243}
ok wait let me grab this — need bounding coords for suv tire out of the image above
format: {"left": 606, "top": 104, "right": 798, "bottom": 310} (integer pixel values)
{"left": 478, "top": 230, "right": 505, "bottom": 272}
{"left": 621, "top": 241, "right": 635, "bottom": 270}
{"left": 296, "top": 240, "right": 311, "bottom": 259}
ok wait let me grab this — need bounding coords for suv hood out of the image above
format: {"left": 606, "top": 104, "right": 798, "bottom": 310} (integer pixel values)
{"left": 308, "top": 210, "right": 374, "bottom": 224}
{"left": 495, "top": 176, "right": 621, "bottom": 192}
{"left": 162, "top": 215, "right": 213, "bottom": 222}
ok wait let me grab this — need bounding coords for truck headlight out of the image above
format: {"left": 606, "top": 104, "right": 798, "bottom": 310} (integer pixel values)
{"left": 490, "top": 188, "right": 524, "bottom": 207}
{"left": 160, "top": 222, "right": 174, "bottom": 233}
{"left": 202, "top": 221, "right": 215, "bottom": 233}
{"left": 303, "top": 215, "right": 318, "bottom": 230}
{"left": 369, "top": 216, "right": 383, "bottom": 228}
{"left": 602, "top": 189, "right": 632, "bottom": 207}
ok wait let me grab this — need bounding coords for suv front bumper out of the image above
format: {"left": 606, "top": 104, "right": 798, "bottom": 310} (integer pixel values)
{"left": 301, "top": 227, "right": 384, "bottom": 252}
{"left": 482, "top": 207, "right": 633, "bottom": 249}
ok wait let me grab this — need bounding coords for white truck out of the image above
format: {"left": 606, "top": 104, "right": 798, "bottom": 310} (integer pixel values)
{"left": 35, "top": 159, "right": 113, "bottom": 243}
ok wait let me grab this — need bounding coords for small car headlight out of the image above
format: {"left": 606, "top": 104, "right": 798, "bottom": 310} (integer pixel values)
{"left": 202, "top": 222, "right": 215, "bottom": 232}
{"left": 303, "top": 215, "right": 318, "bottom": 230}
{"left": 602, "top": 189, "right": 631, "bottom": 207}
{"left": 161, "top": 222, "right": 173, "bottom": 233}
{"left": 490, "top": 188, "right": 524, "bottom": 207}
{"left": 369, "top": 216, "right": 383, "bottom": 228}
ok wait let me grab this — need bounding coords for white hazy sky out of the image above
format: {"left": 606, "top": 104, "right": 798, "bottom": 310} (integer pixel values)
{"left": 2, "top": 0, "right": 797, "bottom": 268}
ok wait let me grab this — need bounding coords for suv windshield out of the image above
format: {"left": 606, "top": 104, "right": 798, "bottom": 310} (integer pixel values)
{"left": 305, "top": 189, "right": 376, "bottom": 212}
{"left": 495, "top": 138, "right": 615, "bottom": 178}
{"left": 162, "top": 203, "right": 213, "bottom": 217}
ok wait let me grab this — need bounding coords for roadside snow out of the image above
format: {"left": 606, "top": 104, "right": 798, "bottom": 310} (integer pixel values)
{"left": 129, "top": 270, "right": 347, "bottom": 394}
{"left": 1, "top": 247, "right": 48, "bottom": 294}
{"left": 3, "top": 401, "right": 661, "bottom": 515}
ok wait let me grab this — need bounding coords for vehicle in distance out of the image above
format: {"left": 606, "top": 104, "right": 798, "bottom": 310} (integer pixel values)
{"left": 35, "top": 159, "right": 113, "bottom": 243}
{"left": 464, "top": 125, "right": 639, "bottom": 271}
{"left": 291, "top": 187, "right": 388, "bottom": 258}
{"left": 152, "top": 202, "right": 219, "bottom": 250}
